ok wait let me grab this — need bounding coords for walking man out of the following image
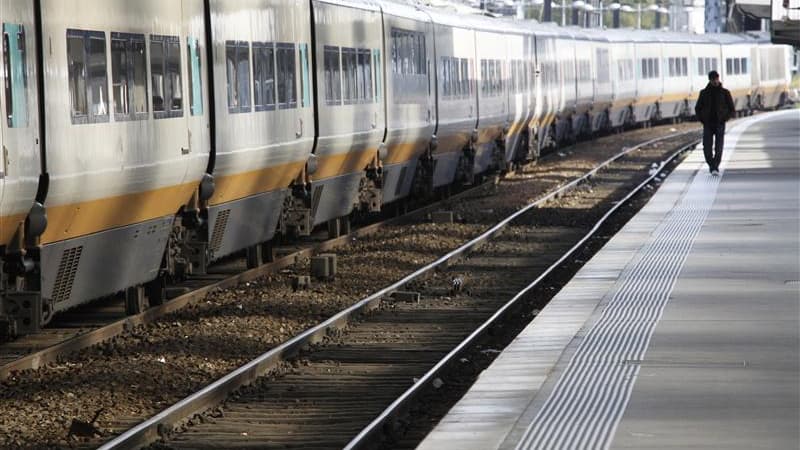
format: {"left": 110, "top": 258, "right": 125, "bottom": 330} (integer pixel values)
{"left": 695, "top": 70, "right": 736, "bottom": 176}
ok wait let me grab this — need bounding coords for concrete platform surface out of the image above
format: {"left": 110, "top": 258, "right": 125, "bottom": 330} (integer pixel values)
{"left": 416, "top": 110, "right": 800, "bottom": 450}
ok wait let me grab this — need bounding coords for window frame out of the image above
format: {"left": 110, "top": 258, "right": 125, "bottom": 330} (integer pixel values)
{"left": 275, "top": 42, "right": 296, "bottom": 110}
{"left": 3, "top": 22, "right": 29, "bottom": 128}
{"left": 252, "top": 41, "right": 276, "bottom": 112}
{"left": 187, "top": 36, "right": 204, "bottom": 116}
{"left": 151, "top": 34, "right": 184, "bottom": 119}
{"left": 323, "top": 45, "right": 342, "bottom": 106}
{"left": 67, "top": 28, "right": 109, "bottom": 125}
{"left": 110, "top": 32, "right": 149, "bottom": 122}
{"left": 225, "top": 40, "right": 251, "bottom": 114}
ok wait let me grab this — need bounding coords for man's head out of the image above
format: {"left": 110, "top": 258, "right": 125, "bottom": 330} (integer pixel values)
{"left": 708, "top": 70, "right": 721, "bottom": 86}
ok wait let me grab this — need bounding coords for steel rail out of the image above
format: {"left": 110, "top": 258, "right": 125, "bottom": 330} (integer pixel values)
{"left": 98, "top": 129, "right": 700, "bottom": 450}
{"left": 343, "top": 137, "right": 702, "bottom": 450}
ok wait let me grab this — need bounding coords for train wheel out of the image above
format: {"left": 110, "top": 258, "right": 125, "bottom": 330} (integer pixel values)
{"left": 145, "top": 276, "right": 166, "bottom": 306}
{"left": 125, "top": 285, "right": 148, "bottom": 315}
{"left": 246, "top": 244, "right": 264, "bottom": 269}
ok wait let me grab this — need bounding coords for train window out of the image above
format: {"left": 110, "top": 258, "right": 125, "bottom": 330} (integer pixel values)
{"left": 508, "top": 59, "right": 520, "bottom": 93}
{"left": 358, "top": 48, "right": 372, "bottom": 103}
{"left": 596, "top": 49, "right": 609, "bottom": 84}
{"left": 225, "top": 40, "right": 251, "bottom": 114}
{"left": 494, "top": 61, "right": 503, "bottom": 95}
{"left": 740, "top": 58, "right": 747, "bottom": 75}
{"left": 355, "top": 49, "right": 365, "bottom": 101}
{"left": 152, "top": 35, "right": 183, "bottom": 118}
{"left": 442, "top": 56, "right": 458, "bottom": 97}
{"left": 300, "top": 44, "right": 311, "bottom": 108}
{"left": 452, "top": 57, "right": 459, "bottom": 97}
{"left": 132, "top": 39, "right": 147, "bottom": 115}
{"left": 390, "top": 28, "right": 426, "bottom": 76}
{"left": 67, "top": 29, "right": 108, "bottom": 124}
{"left": 111, "top": 38, "right": 128, "bottom": 116}
{"left": 152, "top": 39, "right": 165, "bottom": 111}
{"left": 461, "top": 59, "right": 470, "bottom": 96}
{"left": 253, "top": 42, "right": 276, "bottom": 111}
{"left": 67, "top": 34, "right": 87, "bottom": 119}
{"left": 440, "top": 57, "right": 448, "bottom": 97}
{"left": 373, "top": 49, "right": 382, "bottom": 103}
{"left": 88, "top": 34, "right": 109, "bottom": 120}
{"left": 276, "top": 43, "right": 296, "bottom": 109}
{"left": 3, "top": 23, "right": 28, "bottom": 128}
{"left": 480, "top": 60, "right": 487, "bottom": 96}
{"left": 187, "top": 37, "right": 203, "bottom": 116}
{"left": 342, "top": 47, "right": 357, "bottom": 104}
{"left": 166, "top": 38, "right": 182, "bottom": 114}
{"left": 324, "top": 46, "right": 341, "bottom": 106}
{"left": 733, "top": 58, "right": 740, "bottom": 75}
{"left": 725, "top": 58, "right": 732, "bottom": 75}
{"left": 111, "top": 33, "right": 148, "bottom": 121}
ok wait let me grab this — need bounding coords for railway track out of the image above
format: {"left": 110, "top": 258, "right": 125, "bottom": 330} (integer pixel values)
{"left": 96, "top": 130, "right": 702, "bottom": 450}
{"left": 0, "top": 123, "right": 701, "bottom": 449}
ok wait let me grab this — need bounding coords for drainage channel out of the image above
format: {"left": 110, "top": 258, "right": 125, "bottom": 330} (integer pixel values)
{"left": 97, "top": 132, "right": 701, "bottom": 450}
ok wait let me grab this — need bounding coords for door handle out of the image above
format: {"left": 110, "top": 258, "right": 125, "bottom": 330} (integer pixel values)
{"left": 296, "top": 118, "right": 303, "bottom": 138}
{"left": 1, "top": 145, "right": 7, "bottom": 178}
{"left": 182, "top": 129, "right": 192, "bottom": 155}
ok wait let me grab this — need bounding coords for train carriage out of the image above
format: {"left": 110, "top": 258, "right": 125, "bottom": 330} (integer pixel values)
{"left": 471, "top": 22, "right": 510, "bottom": 178}
{"left": 658, "top": 33, "right": 695, "bottom": 121}
{"left": 205, "top": 0, "right": 315, "bottom": 264}
{"left": 569, "top": 28, "right": 595, "bottom": 139}
{"left": 377, "top": 1, "right": 435, "bottom": 203}
{"left": 631, "top": 32, "right": 665, "bottom": 124}
{"left": 749, "top": 32, "right": 792, "bottom": 109}
{"left": 35, "top": 0, "right": 211, "bottom": 321}
{"left": 551, "top": 27, "right": 577, "bottom": 145}
{"left": 500, "top": 21, "right": 536, "bottom": 167}
{"left": 582, "top": 30, "right": 613, "bottom": 134}
{"left": 603, "top": 30, "right": 637, "bottom": 129}
{"left": 710, "top": 33, "right": 754, "bottom": 114}
{"left": 687, "top": 35, "right": 720, "bottom": 116}
{"left": 424, "top": 8, "right": 477, "bottom": 190}
{"left": 530, "top": 27, "right": 560, "bottom": 154}
{"left": 307, "top": 0, "right": 385, "bottom": 229}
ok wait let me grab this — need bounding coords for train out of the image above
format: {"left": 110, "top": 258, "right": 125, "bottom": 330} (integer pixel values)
{"left": 0, "top": 0, "right": 792, "bottom": 336}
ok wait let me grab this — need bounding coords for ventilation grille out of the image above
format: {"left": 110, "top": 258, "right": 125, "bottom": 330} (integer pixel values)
{"left": 51, "top": 246, "right": 83, "bottom": 304}
{"left": 395, "top": 166, "right": 408, "bottom": 197}
{"left": 310, "top": 185, "right": 324, "bottom": 219}
{"left": 210, "top": 209, "right": 231, "bottom": 253}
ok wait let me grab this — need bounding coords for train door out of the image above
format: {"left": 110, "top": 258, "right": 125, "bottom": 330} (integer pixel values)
{"left": 182, "top": 0, "right": 211, "bottom": 209}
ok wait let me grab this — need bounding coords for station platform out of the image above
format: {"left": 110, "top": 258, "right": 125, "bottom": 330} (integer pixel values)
{"left": 417, "top": 110, "right": 800, "bottom": 450}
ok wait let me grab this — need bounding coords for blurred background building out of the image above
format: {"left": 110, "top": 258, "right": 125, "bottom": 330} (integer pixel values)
{"left": 429, "top": 0, "right": 797, "bottom": 43}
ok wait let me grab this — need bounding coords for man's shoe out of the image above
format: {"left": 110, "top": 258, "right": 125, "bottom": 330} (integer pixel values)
{"left": 711, "top": 169, "right": 720, "bottom": 176}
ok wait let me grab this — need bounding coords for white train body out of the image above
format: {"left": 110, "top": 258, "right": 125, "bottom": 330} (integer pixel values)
{"left": 0, "top": 0, "right": 792, "bottom": 335}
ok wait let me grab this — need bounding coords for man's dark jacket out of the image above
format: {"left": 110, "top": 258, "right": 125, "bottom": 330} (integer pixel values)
{"left": 695, "top": 83, "right": 736, "bottom": 125}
